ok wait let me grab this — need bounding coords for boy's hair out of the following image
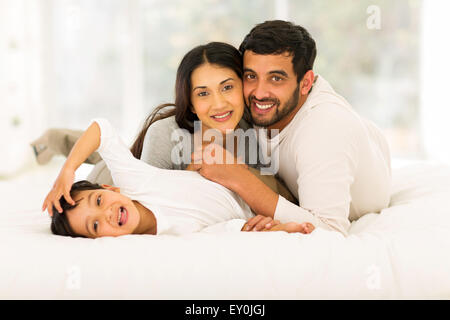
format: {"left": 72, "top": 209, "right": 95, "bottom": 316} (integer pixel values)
{"left": 239, "top": 20, "right": 317, "bottom": 83}
{"left": 50, "top": 180, "right": 104, "bottom": 238}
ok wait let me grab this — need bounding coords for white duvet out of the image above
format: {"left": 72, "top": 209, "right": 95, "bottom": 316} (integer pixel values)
{"left": 1, "top": 163, "right": 450, "bottom": 299}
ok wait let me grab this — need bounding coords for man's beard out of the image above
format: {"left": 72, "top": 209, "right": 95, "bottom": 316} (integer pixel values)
{"left": 248, "top": 84, "right": 300, "bottom": 127}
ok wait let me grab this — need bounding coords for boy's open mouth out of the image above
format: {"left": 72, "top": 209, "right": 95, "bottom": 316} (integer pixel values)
{"left": 118, "top": 207, "right": 128, "bottom": 226}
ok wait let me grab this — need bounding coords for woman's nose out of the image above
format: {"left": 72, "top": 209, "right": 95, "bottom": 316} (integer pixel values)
{"left": 211, "top": 92, "right": 228, "bottom": 111}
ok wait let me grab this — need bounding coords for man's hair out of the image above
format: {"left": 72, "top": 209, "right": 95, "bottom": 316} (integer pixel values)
{"left": 239, "top": 20, "right": 317, "bottom": 83}
{"left": 50, "top": 180, "right": 104, "bottom": 238}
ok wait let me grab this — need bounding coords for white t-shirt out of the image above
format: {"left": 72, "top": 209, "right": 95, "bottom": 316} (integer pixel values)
{"left": 93, "top": 118, "right": 252, "bottom": 235}
{"left": 258, "top": 75, "right": 392, "bottom": 236}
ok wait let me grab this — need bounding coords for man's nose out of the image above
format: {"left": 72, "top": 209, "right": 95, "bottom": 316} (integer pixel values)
{"left": 251, "top": 80, "right": 271, "bottom": 101}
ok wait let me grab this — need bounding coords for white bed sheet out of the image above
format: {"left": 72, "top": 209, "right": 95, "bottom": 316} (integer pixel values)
{"left": 1, "top": 162, "right": 450, "bottom": 299}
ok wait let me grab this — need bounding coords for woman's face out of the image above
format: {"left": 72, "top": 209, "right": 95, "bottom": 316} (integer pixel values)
{"left": 190, "top": 63, "right": 244, "bottom": 134}
{"left": 66, "top": 186, "right": 140, "bottom": 238}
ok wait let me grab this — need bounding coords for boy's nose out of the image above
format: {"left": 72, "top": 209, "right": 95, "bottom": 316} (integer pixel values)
{"left": 104, "top": 207, "right": 115, "bottom": 226}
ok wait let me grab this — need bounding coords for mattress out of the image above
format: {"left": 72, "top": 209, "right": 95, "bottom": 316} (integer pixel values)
{"left": 1, "top": 162, "right": 450, "bottom": 299}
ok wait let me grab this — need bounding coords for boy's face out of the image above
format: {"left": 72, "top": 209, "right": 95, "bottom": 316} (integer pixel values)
{"left": 66, "top": 186, "right": 140, "bottom": 238}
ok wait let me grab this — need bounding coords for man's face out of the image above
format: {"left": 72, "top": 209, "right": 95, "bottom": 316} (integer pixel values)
{"left": 243, "top": 50, "right": 301, "bottom": 128}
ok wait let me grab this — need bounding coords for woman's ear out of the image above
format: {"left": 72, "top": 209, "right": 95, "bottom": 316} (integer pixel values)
{"left": 101, "top": 184, "right": 121, "bottom": 193}
{"left": 189, "top": 104, "right": 196, "bottom": 114}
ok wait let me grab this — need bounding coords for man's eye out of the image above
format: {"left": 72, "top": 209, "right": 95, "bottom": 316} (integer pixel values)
{"left": 93, "top": 221, "right": 99, "bottom": 232}
{"left": 271, "top": 76, "right": 282, "bottom": 82}
{"left": 96, "top": 195, "right": 101, "bottom": 206}
{"left": 245, "top": 74, "right": 256, "bottom": 80}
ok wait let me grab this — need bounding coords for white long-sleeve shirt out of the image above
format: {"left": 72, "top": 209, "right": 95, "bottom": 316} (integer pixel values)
{"left": 93, "top": 118, "right": 251, "bottom": 235}
{"left": 258, "top": 75, "right": 392, "bottom": 236}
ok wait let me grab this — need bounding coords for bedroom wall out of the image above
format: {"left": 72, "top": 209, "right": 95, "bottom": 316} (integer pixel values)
{"left": 1, "top": 0, "right": 444, "bottom": 179}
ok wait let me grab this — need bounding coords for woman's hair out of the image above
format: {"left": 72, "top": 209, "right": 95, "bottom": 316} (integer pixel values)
{"left": 239, "top": 20, "right": 317, "bottom": 83}
{"left": 129, "top": 41, "right": 245, "bottom": 159}
{"left": 50, "top": 180, "right": 104, "bottom": 238}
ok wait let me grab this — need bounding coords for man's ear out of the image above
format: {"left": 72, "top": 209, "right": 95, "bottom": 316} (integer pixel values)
{"left": 101, "top": 184, "right": 120, "bottom": 193}
{"left": 299, "top": 70, "right": 315, "bottom": 96}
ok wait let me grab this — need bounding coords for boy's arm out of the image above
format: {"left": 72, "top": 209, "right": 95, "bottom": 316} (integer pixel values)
{"left": 42, "top": 122, "right": 101, "bottom": 216}
{"left": 62, "top": 122, "right": 101, "bottom": 172}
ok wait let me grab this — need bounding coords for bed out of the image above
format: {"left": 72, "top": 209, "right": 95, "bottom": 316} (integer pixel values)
{"left": 1, "top": 161, "right": 450, "bottom": 299}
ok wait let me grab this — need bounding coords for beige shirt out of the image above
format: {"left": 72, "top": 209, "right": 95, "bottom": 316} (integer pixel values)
{"left": 258, "top": 75, "right": 392, "bottom": 236}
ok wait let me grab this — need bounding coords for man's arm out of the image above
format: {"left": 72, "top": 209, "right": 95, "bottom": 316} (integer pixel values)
{"left": 196, "top": 164, "right": 279, "bottom": 218}
{"left": 196, "top": 164, "right": 326, "bottom": 230}
{"left": 194, "top": 106, "right": 360, "bottom": 236}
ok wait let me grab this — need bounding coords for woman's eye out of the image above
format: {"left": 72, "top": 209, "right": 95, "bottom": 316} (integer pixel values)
{"left": 96, "top": 195, "right": 101, "bottom": 206}
{"left": 223, "top": 84, "right": 233, "bottom": 91}
{"left": 93, "top": 221, "right": 99, "bottom": 232}
{"left": 197, "top": 91, "right": 208, "bottom": 97}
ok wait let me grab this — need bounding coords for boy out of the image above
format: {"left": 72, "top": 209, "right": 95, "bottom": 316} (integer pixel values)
{"left": 43, "top": 119, "right": 314, "bottom": 238}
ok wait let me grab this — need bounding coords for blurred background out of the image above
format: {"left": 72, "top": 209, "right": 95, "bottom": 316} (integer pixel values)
{"left": 1, "top": 0, "right": 450, "bottom": 180}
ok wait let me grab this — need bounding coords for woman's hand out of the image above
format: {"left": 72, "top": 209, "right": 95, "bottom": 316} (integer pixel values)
{"left": 42, "top": 167, "right": 76, "bottom": 216}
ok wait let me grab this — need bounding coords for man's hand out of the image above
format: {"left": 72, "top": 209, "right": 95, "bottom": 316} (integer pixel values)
{"left": 267, "top": 222, "right": 315, "bottom": 234}
{"left": 188, "top": 143, "right": 248, "bottom": 190}
{"left": 242, "top": 214, "right": 280, "bottom": 231}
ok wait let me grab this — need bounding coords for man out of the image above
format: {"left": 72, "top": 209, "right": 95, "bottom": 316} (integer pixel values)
{"left": 193, "top": 20, "right": 392, "bottom": 236}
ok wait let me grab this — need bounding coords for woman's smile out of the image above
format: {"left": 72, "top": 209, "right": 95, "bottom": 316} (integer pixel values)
{"left": 210, "top": 110, "right": 233, "bottom": 122}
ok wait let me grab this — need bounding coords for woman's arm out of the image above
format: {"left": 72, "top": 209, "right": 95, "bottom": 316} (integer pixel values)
{"left": 140, "top": 116, "right": 189, "bottom": 170}
{"left": 42, "top": 122, "right": 101, "bottom": 216}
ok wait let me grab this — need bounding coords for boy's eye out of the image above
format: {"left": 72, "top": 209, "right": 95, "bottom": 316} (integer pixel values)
{"left": 93, "top": 221, "right": 99, "bottom": 232}
{"left": 96, "top": 195, "right": 101, "bottom": 206}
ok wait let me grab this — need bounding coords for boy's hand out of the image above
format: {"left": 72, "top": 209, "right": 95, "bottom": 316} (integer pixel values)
{"left": 242, "top": 215, "right": 280, "bottom": 232}
{"left": 42, "top": 167, "right": 76, "bottom": 216}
